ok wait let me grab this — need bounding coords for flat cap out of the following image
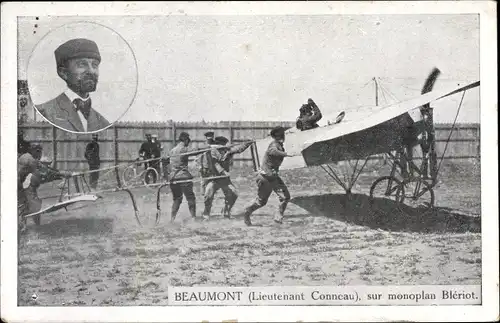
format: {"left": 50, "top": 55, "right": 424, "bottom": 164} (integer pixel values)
{"left": 30, "top": 143, "right": 43, "bottom": 150}
{"left": 214, "top": 136, "right": 229, "bottom": 145}
{"left": 178, "top": 132, "right": 190, "bottom": 141}
{"left": 55, "top": 38, "right": 101, "bottom": 67}
{"left": 270, "top": 126, "right": 286, "bottom": 139}
{"left": 204, "top": 131, "right": 215, "bottom": 138}
{"left": 300, "top": 104, "right": 312, "bottom": 113}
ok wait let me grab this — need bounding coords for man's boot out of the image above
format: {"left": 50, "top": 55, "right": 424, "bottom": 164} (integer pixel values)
{"left": 188, "top": 203, "right": 197, "bottom": 219}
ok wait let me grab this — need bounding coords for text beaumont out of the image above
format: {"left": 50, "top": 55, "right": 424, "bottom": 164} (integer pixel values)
{"left": 174, "top": 291, "right": 243, "bottom": 302}
{"left": 249, "top": 291, "right": 305, "bottom": 302}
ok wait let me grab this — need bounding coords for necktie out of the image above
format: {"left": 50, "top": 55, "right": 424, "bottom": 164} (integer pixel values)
{"left": 73, "top": 98, "right": 92, "bottom": 119}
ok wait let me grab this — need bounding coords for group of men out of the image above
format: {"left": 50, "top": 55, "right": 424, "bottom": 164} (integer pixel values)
{"left": 17, "top": 96, "right": 323, "bottom": 229}
{"left": 166, "top": 131, "right": 252, "bottom": 222}
{"left": 22, "top": 36, "right": 325, "bottom": 227}
{"left": 164, "top": 126, "right": 297, "bottom": 226}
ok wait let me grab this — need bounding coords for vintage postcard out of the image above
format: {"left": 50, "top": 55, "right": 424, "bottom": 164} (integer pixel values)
{"left": 1, "top": 1, "right": 498, "bottom": 322}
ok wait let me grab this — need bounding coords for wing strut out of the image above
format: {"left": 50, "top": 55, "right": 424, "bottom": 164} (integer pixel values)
{"left": 320, "top": 157, "right": 370, "bottom": 195}
{"left": 435, "top": 90, "right": 467, "bottom": 180}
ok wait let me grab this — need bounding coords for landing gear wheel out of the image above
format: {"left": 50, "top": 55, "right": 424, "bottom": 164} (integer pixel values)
{"left": 397, "top": 178, "right": 435, "bottom": 216}
{"left": 369, "top": 176, "right": 404, "bottom": 216}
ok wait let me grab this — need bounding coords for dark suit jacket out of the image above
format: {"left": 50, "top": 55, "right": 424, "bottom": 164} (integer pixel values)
{"left": 85, "top": 141, "right": 100, "bottom": 167}
{"left": 36, "top": 93, "right": 110, "bottom": 133}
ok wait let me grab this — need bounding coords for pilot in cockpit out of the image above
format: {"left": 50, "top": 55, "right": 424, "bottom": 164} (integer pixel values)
{"left": 296, "top": 98, "right": 322, "bottom": 131}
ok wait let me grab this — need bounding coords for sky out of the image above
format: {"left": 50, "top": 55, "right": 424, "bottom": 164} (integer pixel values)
{"left": 18, "top": 14, "right": 480, "bottom": 123}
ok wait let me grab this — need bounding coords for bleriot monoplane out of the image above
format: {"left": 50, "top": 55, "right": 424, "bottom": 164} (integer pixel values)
{"left": 249, "top": 68, "right": 480, "bottom": 215}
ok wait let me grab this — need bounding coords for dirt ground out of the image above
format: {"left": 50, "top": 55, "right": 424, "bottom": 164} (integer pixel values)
{"left": 18, "top": 162, "right": 481, "bottom": 306}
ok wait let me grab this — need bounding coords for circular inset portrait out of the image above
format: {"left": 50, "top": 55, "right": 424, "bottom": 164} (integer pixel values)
{"left": 27, "top": 21, "right": 138, "bottom": 134}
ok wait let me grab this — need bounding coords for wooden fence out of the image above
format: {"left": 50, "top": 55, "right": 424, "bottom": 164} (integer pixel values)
{"left": 19, "top": 121, "right": 480, "bottom": 172}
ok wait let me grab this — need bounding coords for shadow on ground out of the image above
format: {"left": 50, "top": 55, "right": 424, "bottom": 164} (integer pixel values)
{"left": 291, "top": 193, "right": 480, "bottom": 233}
{"left": 31, "top": 217, "right": 115, "bottom": 238}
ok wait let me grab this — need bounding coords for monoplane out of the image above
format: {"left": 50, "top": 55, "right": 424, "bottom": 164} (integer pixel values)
{"left": 249, "top": 68, "right": 480, "bottom": 215}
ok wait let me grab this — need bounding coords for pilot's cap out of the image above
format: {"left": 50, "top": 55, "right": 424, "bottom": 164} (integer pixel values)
{"left": 214, "top": 136, "right": 229, "bottom": 145}
{"left": 204, "top": 131, "right": 215, "bottom": 139}
{"left": 30, "top": 143, "right": 43, "bottom": 151}
{"left": 54, "top": 38, "right": 101, "bottom": 67}
{"left": 300, "top": 104, "right": 312, "bottom": 114}
{"left": 178, "top": 132, "right": 190, "bottom": 141}
{"left": 270, "top": 126, "right": 286, "bottom": 139}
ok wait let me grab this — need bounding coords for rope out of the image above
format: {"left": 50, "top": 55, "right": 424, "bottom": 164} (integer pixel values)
{"left": 435, "top": 90, "right": 466, "bottom": 176}
{"left": 58, "top": 175, "right": 231, "bottom": 200}
{"left": 70, "top": 141, "right": 255, "bottom": 176}
{"left": 377, "top": 78, "right": 400, "bottom": 103}
{"left": 379, "top": 84, "right": 389, "bottom": 105}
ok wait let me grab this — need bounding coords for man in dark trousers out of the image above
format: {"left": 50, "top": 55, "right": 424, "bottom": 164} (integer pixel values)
{"left": 35, "top": 38, "right": 110, "bottom": 133}
{"left": 242, "top": 126, "right": 294, "bottom": 226}
{"left": 150, "top": 134, "right": 162, "bottom": 177}
{"left": 296, "top": 98, "right": 322, "bottom": 131}
{"left": 168, "top": 132, "right": 205, "bottom": 222}
{"left": 139, "top": 133, "right": 154, "bottom": 170}
{"left": 84, "top": 134, "right": 100, "bottom": 189}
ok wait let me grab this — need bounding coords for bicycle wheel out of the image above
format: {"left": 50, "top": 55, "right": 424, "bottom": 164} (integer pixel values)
{"left": 398, "top": 178, "right": 435, "bottom": 215}
{"left": 122, "top": 167, "right": 137, "bottom": 187}
{"left": 369, "top": 176, "right": 405, "bottom": 216}
{"left": 144, "top": 168, "right": 159, "bottom": 189}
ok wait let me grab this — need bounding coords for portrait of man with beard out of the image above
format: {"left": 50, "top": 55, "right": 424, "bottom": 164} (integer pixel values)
{"left": 36, "top": 38, "right": 110, "bottom": 133}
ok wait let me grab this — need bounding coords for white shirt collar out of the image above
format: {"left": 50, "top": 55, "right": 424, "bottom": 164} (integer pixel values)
{"left": 65, "top": 88, "right": 90, "bottom": 105}
{"left": 65, "top": 88, "right": 89, "bottom": 131}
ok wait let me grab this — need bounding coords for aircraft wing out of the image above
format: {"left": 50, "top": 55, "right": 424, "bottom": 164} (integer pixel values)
{"left": 23, "top": 194, "right": 100, "bottom": 218}
{"left": 254, "top": 80, "right": 479, "bottom": 171}
{"left": 303, "top": 81, "right": 480, "bottom": 148}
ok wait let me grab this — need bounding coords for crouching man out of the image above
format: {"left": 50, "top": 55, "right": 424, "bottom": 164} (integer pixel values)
{"left": 242, "top": 126, "right": 294, "bottom": 226}
{"left": 18, "top": 144, "right": 72, "bottom": 231}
